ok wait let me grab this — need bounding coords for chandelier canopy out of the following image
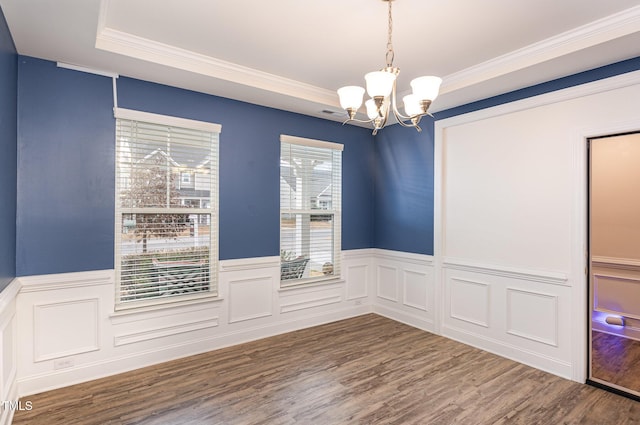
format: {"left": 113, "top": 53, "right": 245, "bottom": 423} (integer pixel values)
{"left": 337, "top": 0, "right": 442, "bottom": 135}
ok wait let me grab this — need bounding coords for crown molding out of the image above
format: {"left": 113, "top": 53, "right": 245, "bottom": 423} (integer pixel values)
{"left": 94, "top": 1, "right": 639, "bottom": 115}
{"left": 440, "top": 6, "right": 640, "bottom": 94}
{"left": 95, "top": 27, "right": 338, "bottom": 108}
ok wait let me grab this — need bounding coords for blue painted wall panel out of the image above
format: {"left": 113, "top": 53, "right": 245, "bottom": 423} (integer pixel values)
{"left": 15, "top": 62, "right": 374, "bottom": 276}
{"left": 0, "top": 6, "right": 17, "bottom": 290}
{"left": 16, "top": 57, "right": 115, "bottom": 276}
{"left": 373, "top": 119, "right": 434, "bottom": 255}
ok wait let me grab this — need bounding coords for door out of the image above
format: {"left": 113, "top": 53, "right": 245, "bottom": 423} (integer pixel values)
{"left": 589, "top": 131, "right": 640, "bottom": 399}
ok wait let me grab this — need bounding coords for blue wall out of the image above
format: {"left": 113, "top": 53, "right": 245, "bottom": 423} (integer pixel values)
{"left": 374, "top": 56, "right": 640, "bottom": 256}
{"left": 17, "top": 58, "right": 115, "bottom": 276}
{"left": 16, "top": 57, "right": 375, "bottom": 276}
{"left": 15, "top": 52, "right": 640, "bottom": 273}
{"left": 374, "top": 120, "right": 434, "bottom": 255}
{"left": 0, "top": 6, "right": 17, "bottom": 291}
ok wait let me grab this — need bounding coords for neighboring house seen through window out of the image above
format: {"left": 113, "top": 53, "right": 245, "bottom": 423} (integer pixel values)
{"left": 115, "top": 108, "right": 220, "bottom": 308}
{"left": 280, "top": 135, "right": 342, "bottom": 286}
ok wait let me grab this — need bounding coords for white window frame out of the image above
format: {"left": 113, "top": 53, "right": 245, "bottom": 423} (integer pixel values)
{"left": 280, "top": 134, "right": 343, "bottom": 287}
{"left": 114, "top": 108, "right": 221, "bottom": 310}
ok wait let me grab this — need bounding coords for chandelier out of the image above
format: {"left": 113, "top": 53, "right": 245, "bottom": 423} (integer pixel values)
{"left": 337, "top": 0, "right": 442, "bottom": 135}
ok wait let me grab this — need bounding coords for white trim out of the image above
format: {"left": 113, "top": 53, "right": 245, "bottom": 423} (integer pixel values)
{"left": 114, "top": 316, "right": 219, "bottom": 347}
{"left": 342, "top": 248, "right": 377, "bottom": 260}
{"left": 110, "top": 293, "right": 223, "bottom": 317}
{"left": 373, "top": 249, "right": 434, "bottom": 267}
{"left": 280, "top": 295, "right": 342, "bottom": 314}
{"left": 449, "top": 277, "right": 490, "bottom": 328}
{"left": 443, "top": 258, "right": 569, "bottom": 286}
{"left": 506, "top": 288, "right": 559, "bottom": 347}
{"left": 278, "top": 278, "right": 345, "bottom": 292}
{"left": 0, "top": 377, "right": 17, "bottom": 425}
{"left": 0, "top": 279, "right": 21, "bottom": 312}
{"left": 56, "top": 62, "right": 119, "bottom": 79}
{"left": 113, "top": 107, "right": 222, "bottom": 133}
{"left": 436, "top": 70, "right": 640, "bottom": 129}
{"left": 373, "top": 304, "right": 435, "bottom": 333}
{"left": 280, "top": 134, "right": 344, "bottom": 151}
{"left": 441, "top": 324, "right": 573, "bottom": 379}
{"left": 438, "top": 6, "right": 640, "bottom": 97}
{"left": 33, "top": 298, "right": 100, "bottom": 362}
{"left": 95, "top": 26, "right": 338, "bottom": 109}
{"left": 219, "top": 256, "right": 280, "bottom": 272}
{"left": 592, "top": 255, "right": 640, "bottom": 272}
{"left": 18, "top": 270, "right": 113, "bottom": 293}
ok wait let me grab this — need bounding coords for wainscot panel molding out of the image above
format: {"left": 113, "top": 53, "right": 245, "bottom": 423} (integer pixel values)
{"left": 280, "top": 285, "right": 342, "bottom": 314}
{"left": 592, "top": 255, "right": 640, "bottom": 273}
{"left": 219, "top": 256, "right": 280, "bottom": 272}
{"left": 591, "top": 257, "right": 640, "bottom": 341}
{"left": 0, "top": 279, "right": 19, "bottom": 425}
{"left": 371, "top": 249, "right": 436, "bottom": 333}
{"left": 435, "top": 73, "right": 640, "bottom": 383}
{"left": 33, "top": 298, "right": 100, "bottom": 362}
{"left": 449, "top": 277, "right": 490, "bottom": 328}
{"left": 441, "top": 259, "right": 572, "bottom": 379}
{"left": 227, "top": 276, "right": 275, "bottom": 323}
{"left": 19, "top": 269, "right": 113, "bottom": 293}
{"left": 443, "top": 258, "right": 568, "bottom": 286}
{"left": 593, "top": 273, "right": 640, "bottom": 319}
{"left": 342, "top": 249, "right": 374, "bottom": 303}
{"left": 16, "top": 251, "right": 373, "bottom": 397}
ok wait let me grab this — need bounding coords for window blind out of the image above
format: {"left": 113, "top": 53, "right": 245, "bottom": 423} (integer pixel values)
{"left": 280, "top": 135, "right": 342, "bottom": 285}
{"left": 115, "top": 110, "right": 219, "bottom": 307}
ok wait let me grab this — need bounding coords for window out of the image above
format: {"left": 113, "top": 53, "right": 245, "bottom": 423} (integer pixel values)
{"left": 280, "top": 135, "right": 342, "bottom": 286}
{"left": 115, "top": 108, "right": 220, "bottom": 308}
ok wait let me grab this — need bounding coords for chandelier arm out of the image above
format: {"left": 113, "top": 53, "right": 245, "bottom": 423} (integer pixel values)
{"left": 389, "top": 76, "right": 425, "bottom": 125}
{"left": 341, "top": 116, "right": 378, "bottom": 126}
{"left": 393, "top": 113, "right": 421, "bottom": 129}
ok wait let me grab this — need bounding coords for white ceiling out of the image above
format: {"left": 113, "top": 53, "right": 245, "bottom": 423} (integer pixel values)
{"left": 2, "top": 0, "right": 640, "bottom": 125}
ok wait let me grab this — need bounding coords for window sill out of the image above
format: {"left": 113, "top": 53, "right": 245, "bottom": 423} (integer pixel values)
{"left": 278, "top": 276, "right": 344, "bottom": 292}
{"left": 110, "top": 293, "right": 224, "bottom": 318}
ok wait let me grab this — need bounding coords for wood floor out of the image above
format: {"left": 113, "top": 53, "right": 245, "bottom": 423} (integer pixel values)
{"left": 592, "top": 330, "right": 640, "bottom": 395}
{"left": 14, "top": 314, "right": 640, "bottom": 425}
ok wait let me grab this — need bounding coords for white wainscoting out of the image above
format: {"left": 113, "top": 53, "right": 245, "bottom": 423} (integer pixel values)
{"left": 9, "top": 247, "right": 598, "bottom": 403}
{"left": 0, "top": 279, "right": 20, "bottom": 425}
{"left": 371, "top": 249, "right": 436, "bottom": 333}
{"left": 15, "top": 250, "right": 373, "bottom": 398}
{"left": 441, "top": 259, "right": 572, "bottom": 378}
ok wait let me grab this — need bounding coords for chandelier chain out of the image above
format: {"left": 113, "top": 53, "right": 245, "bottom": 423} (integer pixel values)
{"left": 385, "top": 0, "right": 394, "bottom": 68}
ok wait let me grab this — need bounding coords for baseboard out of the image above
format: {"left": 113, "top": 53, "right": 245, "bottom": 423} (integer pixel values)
{"left": 0, "top": 377, "right": 18, "bottom": 425}
{"left": 592, "top": 320, "right": 640, "bottom": 342}
{"left": 18, "top": 304, "right": 372, "bottom": 397}
{"left": 373, "top": 304, "right": 435, "bottom": 334}
{"left": 441, "top": 324, "right": 572, "bottom": 380}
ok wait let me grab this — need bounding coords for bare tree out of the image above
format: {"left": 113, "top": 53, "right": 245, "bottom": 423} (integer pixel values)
{"left": 123, "top": 153, "right": 188, "bottom": 253}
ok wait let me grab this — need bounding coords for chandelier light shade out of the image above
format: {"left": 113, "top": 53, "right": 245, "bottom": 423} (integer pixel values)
{"left": 337, "top": 0, "right": 442, "bottom": 135}
{"left": 365, "top": 71, "right": 396, "bottom": 98}
{"left": 337, "top": 86, "right": 365, "bottom": 114}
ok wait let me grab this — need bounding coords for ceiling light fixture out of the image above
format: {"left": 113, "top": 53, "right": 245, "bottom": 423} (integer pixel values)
{"left": 337, "top": 0, "right": 442, "bottom": 135}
